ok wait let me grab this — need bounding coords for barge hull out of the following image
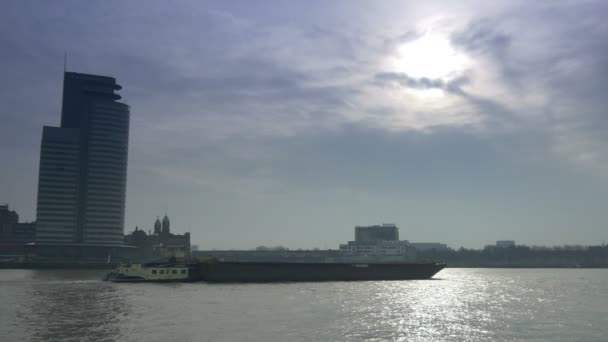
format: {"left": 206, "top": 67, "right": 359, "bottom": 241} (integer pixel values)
{"left": 199, "top": 261, "right": 444, "bottom": 283}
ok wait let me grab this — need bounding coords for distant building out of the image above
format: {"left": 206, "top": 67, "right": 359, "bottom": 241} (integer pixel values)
{"left": 124, "top": 215, "right": 191, "bottom": 260}
{"left": 410, "top": 243, "right": 450, "bottom": 252}
{"left": 339, "top": 240, "right": 414, "bottom": 259}
{"left": 355, "top": 223, "right": 399, "bottom": 243}
{"left": 0, "top": 205, "right": 35, "bottom": 256}
{"left": 255, "top": 245, "right": 289, "bottom": 251}
{"left": 0, "top": 204, "right": 19, "bottom": 232}
{"left": 34, "top": 72, "right": 130, "bottom": 247}
{"left": 340, "top": 224, "right": 415, "bottom": 261}
{"left": 496, "top": 240, "right": 516, "bottom": 248}
{"left": 193, "top": 249, "right": 340, "bottom": 263}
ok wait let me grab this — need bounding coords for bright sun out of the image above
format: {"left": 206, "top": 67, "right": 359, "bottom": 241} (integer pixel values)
{"left": 392, "top": 32, "right": 470, "bottom": 81}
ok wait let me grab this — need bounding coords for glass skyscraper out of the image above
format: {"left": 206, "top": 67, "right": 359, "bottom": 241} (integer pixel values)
{"left": 35, "top": 72, "right": 130, "bottom": 246}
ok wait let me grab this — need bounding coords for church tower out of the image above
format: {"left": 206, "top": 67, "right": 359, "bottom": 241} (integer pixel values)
{"left": 154, "top": 217, "right": 161, "bottom": 235}
{"left": 162, "top": 215, "right": 170, "bottom": 235}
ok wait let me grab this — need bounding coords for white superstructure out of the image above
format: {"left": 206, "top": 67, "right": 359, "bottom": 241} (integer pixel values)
{"left": 108, "top": 262, "right": 191, "bottom": 282}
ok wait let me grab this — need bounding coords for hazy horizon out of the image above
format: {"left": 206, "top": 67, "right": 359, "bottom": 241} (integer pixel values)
{"left": 2, "top": 0, "right": 608, "bottom": 249}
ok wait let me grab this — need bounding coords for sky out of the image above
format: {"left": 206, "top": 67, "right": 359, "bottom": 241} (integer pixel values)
{"left": 1, "top": 0, "right": 608, "bottom": 249}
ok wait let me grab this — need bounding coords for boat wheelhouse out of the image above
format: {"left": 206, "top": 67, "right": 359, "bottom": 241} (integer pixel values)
{"left": 104, "top": 261, "right": 197, "bottom": 282}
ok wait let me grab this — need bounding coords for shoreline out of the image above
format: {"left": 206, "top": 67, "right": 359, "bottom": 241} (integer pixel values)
{"left": 1, "top": 262, "right": 607, "bottom": 270}
{"left": 0, "top": 262, "right": 117, "bottom": 270}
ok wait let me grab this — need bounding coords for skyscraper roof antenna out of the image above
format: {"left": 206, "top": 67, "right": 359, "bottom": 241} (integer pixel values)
{"left": 64, "top": 51, "right": 67, "bottom": 72}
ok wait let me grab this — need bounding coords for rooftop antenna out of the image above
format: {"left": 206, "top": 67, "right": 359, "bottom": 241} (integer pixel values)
{"left": 63, "top": 51, "right": 67, "bottom": 72}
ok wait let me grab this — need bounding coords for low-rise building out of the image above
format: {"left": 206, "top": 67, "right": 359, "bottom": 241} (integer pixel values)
{"left": 194, "top": 249, "right": 340, "bottom": 263}
{"left": 0, "top": 204, "right": 35, "bottom": 256}
{"left": 410, "top": 242, "right": 450, "bottom": 252}
{"left": 339, "top": 240, "right": 415, "bottom": 259}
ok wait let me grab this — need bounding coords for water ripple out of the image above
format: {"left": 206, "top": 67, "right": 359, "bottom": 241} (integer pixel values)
{"left": 1, "top": 268, "right": 607, "bottom": 342}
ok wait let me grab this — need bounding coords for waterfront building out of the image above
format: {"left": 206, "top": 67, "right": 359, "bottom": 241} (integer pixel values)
{"left": 0, "top": 205, "right": 35, "bottom": 256}
{"left": 355, "top": 223, "right": 399, "bottom": 243}
{"left": 124, "top": 215, "right": 191, "bottom": 260}
{"left": 410, "top": 242, "right": 450, "bottom": 252}
{"left": 0, "top": 204, "right": 19, "bottom": 232}
{"left": 340, "top": 224, "right": 416, "bottom": 261}
{"left": 193, "top": 249, "right": 341, "bottom": 263}
{"left": 34, "top": 72, "right": 130, "bottom": 246}
{"left": 339, "top": 240, "right": 414, "bottom": 259}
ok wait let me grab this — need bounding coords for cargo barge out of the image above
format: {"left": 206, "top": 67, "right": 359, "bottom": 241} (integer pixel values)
{"left": 104, "top": 259, "right": 444, "bottom": 283}
{"left": 199, "top": 260, "right": 444, "bottom": 282}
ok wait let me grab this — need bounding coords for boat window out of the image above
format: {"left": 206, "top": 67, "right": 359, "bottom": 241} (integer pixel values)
{"left": 160, "top": 270, "right": 165, "bottom": 274}
{"left": 172, "top": 270, "right": 177, "bottom": 274}
{"left": 181, "top": 269, "right": 187, "bottom": 274}
{"left": 152, "top": 270, "right": 157, "bottom": 274}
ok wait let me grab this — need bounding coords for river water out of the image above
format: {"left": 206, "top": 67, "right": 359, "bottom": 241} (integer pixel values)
{"left": 1, "top": 268, "right": 607, "bottom": 342}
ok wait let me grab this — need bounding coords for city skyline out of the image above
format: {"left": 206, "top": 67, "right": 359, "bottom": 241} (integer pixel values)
{"left": 2, "top": 1, "right": 608, "bottom": 249}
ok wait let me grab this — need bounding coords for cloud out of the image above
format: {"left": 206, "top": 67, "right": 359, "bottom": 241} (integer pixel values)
{"left": 451, "top": 19, "right": 511, "bottom": 59}
{"left": 374, "top": 72, "right": 474, "bottom": 94}
{"left": 447, "top": 2, "right": 608, "bottom": 173}
{"left": 375, "top": 72, "right": 447, "bottom": 90}
{"left": 3, "top": 1, "right": 608, "bottom": 247}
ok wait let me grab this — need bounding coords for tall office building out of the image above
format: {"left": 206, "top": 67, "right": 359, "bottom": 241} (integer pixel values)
{"left": 35, "top": 72, "right": 130, "bottom": 247}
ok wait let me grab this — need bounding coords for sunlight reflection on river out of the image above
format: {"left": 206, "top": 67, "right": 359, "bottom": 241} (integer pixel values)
{"left": 1, "top": 268, "right": 607, "bottom": 342}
